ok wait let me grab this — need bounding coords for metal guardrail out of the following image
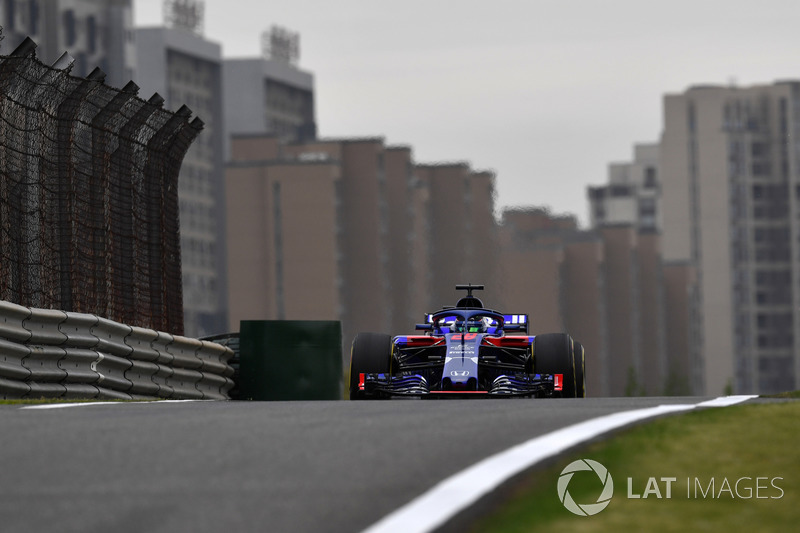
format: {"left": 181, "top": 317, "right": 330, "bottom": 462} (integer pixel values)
{"left": 199, "top": 333, "right": 241, "bottom": 400}
{"left": 0, "top": 301, "right": 234, "bottom": 400}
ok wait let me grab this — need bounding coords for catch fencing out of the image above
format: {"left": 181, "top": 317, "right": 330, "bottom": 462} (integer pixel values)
{"left": 0, "top": 300, "right": 234, "bottom": 400}
{"left": 0, "top": 37, "right": 202, "bottom": 334}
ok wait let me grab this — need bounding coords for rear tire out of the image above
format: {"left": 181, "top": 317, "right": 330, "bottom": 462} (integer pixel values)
{"left": 573, "top": 341, "right": 586, "bottom": 398}
{"left": 348, "top": 333, "right": 392, "bottom": 400}
{"left": 533, "top": 333, "right": 577, "bottom": 397}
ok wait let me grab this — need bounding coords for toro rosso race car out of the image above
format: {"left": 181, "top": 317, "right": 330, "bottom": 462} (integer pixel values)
{"left": 349, "top": 284, "right": 586, "bottom": 399}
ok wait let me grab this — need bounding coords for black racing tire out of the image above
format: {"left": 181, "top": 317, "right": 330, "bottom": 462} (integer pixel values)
{"left": 533, "top": 333, "right": 577, "bottom": 398}
{"left": 349, "top": 332, "right": 392, "bottom": 400}
{"left": 573, "top": 340, "right": 587, "bottom": 398}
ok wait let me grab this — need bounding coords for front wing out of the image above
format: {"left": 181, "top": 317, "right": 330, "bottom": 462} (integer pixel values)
{"left": 355, "top": 371, "right": 564, "bottom": 398}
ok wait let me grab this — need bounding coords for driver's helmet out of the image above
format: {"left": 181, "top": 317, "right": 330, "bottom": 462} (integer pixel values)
{"left": 454, "top": 316, "right": 490, "bottom": 333}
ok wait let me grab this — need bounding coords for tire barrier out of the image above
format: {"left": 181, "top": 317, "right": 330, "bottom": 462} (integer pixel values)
{"left": 0, "top": 301, "right": 235, "bottom": 400}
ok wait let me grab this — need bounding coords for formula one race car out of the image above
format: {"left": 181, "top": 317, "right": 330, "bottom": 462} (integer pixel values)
{"left": 349, "top": 284, "right": 586, "bottom": 399}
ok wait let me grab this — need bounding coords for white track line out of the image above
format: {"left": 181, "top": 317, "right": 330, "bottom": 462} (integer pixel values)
{"left": 20, "top": 399, "right": 206, "bottom": 410}
{"left": 695, "top": 395, "right": 756, "bottom": 408}
{"left": 361, "top": 395, "right": 757, "bottom": 533}
{"left": 21, "top": 402, "right": 123, "bottom": 410}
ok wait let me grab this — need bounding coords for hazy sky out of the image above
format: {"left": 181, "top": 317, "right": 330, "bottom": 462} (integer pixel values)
{"left": 136, "top": 0, "right": 800, "bottom": 226}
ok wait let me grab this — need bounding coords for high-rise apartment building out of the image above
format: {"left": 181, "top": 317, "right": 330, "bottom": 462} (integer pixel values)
{"left": 599, "top": 225, "right": 642, "bottom": 396}
{"left": 0, "top": 0, "right": 135, "bottom": 88}
{"left": 498, "top": 208, "right": 576, "bottom": 334}
{"left": 222, "top": 35, "right": 315, "bottom": 157}
{"left": 384, "top": 146, "right": 418, "bottom": 332}
{"left": 662, "top": 261, "right": 695, "bottom": 395}
{"left": 661, "top": 81, "right": 800, "bottom": 394}
{"left": 561, "top": 232, "right": 608, "bottom": 396}
{"left": 227, "top": 136, "right": 392, "bottom": 352}
{"left": 498, "top": 206, "right": 675, "bottom": 397}
{"left": 136, "top": 23, "right": 227, "bottom": 338}
{"left": 226, "top": 135, "right": 341, "bottom": 324}
{"left": 225, "top": 135, "right": 501, "bottom": 360}
{"left": 587, "top": 144, "right": 694, "bottom": 394}
{"left": 588, "top": 143, "right": 661, "bottom": 231}
{"left": 281, "top": 138, "right": 391, "bottom": 348}
{"left": 415, "top": 164, "right": 500, "bottom": 308}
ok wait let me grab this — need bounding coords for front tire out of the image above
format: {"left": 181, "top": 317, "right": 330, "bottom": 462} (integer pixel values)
{"left": 348, "top": 333, "right": 392, "bottom": 400}
{"left": 533, "top": 333, "right": 577, "bottom": 397}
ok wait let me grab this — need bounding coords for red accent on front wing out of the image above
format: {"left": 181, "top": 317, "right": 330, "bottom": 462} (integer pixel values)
{"left": 358, "top": 373, "right": 365, "bottom": 391}
{"left": 482, "top": 336, "right": 532, "bottom": 348}
{"left": 554, "top": 374, "right": 563, "bottom": 391}
{"left": 400, "top": 336, "right": 445, "bottom": 347}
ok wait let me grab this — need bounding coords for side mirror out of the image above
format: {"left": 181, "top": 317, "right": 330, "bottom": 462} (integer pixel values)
{"left": 503, "top": 324, "right": 523, "bottom": 332}
{"left": 415, "top": 324, "right": 433, "bottom": 331}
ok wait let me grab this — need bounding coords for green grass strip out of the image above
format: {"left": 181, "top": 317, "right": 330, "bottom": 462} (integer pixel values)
{"left": 470, "top": 402, "right": 798, "bottom": 532}
{"left": 762, "top": 390, "right": 800, "bottom": 399}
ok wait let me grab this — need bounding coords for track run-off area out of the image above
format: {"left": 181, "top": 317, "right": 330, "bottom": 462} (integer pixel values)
{"left": 0, "top": 395, "right": 756, "bottom": 533}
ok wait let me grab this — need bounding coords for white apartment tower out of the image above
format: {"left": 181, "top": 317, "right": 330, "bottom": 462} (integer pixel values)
{"left": 222, "top": 26, "right": 315, "bottom": 158}
{"left": 588, "top": 143, "right": 661, "bottom": 230}
{"left": 661, "top": 81, "right": 800, "bottom": 395}
{"left": 135, "top": 5, "right": 227, "bottom": 337}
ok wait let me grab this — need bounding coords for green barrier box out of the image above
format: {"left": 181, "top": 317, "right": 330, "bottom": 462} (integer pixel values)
{"left": 239, "top": 320, "right": 342, "bottom": 400}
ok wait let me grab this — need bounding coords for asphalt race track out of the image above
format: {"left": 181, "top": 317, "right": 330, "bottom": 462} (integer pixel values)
{"left": 0, "top": 397, "right": 738, "bottom": 533}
